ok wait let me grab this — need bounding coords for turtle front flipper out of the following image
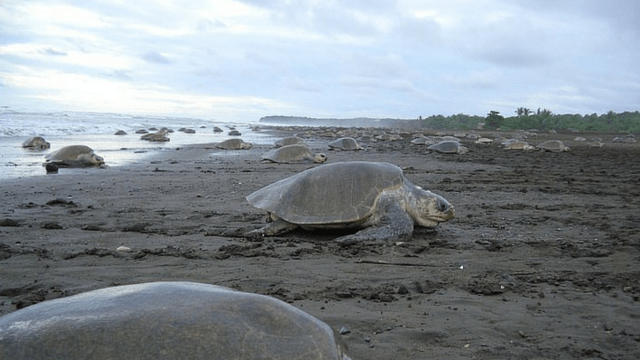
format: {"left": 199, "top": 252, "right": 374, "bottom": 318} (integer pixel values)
{"left": 334, "top": 197, "right": 414, "bottom": 245}
{"left": 245, "top": 218, "right": 299, "bottom": 238}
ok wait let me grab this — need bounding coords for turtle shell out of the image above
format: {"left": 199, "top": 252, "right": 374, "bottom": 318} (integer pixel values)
{"left": 428, "top": 141, "right": 465, "bottom": 154}
{"left": 275, "top": 136, "right": 307, "bottom": 148}
{"left": 45, "top": 145, "right": 104, "bottom": 167}
{"left": 22, "top": 136, "right": 50, "bottom": 149}
{"left": 536, "top": 140, "right": 569, "bottom": 152}
{"left": 216, "top": 138, "right": 252, "bottom": 150}
{"left": 247, "top": 161, "right": 406, "bottom": 225}
{"left": 328, "top": 137, "right": 362, "bottom": 150}
{"left": 261, "top": 145, "right": 322, "bottom": 163}
{"left": 0, "top": 282, "right": 348, "bottom": 360}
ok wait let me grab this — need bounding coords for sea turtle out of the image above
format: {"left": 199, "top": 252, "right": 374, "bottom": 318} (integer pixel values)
{"left": 328, "top": 137, "right": 363, "bottom": 151}
{"left": 0, "top": 282, "right": 350, "bottom": 360}
{"left": 216, "top": 138, "right": 253, "bottom": 150}
{"left": 140, "top": 128, "right": 170, "bottom": 142}
{"left": 213, "top": 126, "right": 223, "bottom": 133}
{"left": 261, "top": 145, "right": 327, "bottom": 163}
{"left": 475, "top": 137, "right": 493, "bottom": 145}
{"left": 502, "top": 139, "right": 535, "bottom": 150}
{"left": 536, "top": 140, "right": 570, "bottom": 152}
{"left": 275, "top": 136, "right": 307, "bottom": 148}
{"left": 229, "top": 130, "right": 242, "bottom": 136}
{"left": 21, "top": 136, "right": 50, "bottom": 149}
{"left": 427, "top": 141, "right": 469, "bottom": 154}
{"left": 410, "top": 137, "right": 439, "bottom": 146}
{"left": 45, "top": 145, "right": 105, "bottom": 168}
{"left": 246, "top": 161, "right": 455, "bottom": 244}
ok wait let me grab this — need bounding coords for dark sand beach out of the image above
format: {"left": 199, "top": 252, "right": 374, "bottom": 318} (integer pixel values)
{"left": 1, "top": 127, "right": 639, "bottom": 359}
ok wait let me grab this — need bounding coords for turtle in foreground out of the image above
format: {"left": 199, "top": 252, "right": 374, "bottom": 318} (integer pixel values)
{"left": 140, "top": 128, "right": 170, "bottom": 142}
{"left": 21, "top": 136, "right": 51, "bottom": 149}
{"left": 215, "top": 138, "right": 253, "bottom": 150}
{"left": 0, "top": 282, "right": 350, "bottom": 360}
{"left": 275, "top": 136, "right": 307, "bottom": 148}
{"left": 536, "top": 140, "right": 570, "bottom": 152}
{"left": 45, "top": 145, "right": 105, "bottom": 168}
{"left": 246, "top": 161, "right": 455, "bottom": 244}
{"left": 427, "top": 141, "right": 468, "bottom": 154}
{"left": 261, "top": 145, "right": 327, "bottom": 163}
{"left": 328, "top": 137, "right": 363, "bottom": 151}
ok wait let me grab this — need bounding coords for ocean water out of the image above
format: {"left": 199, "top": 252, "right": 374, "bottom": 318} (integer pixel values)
{"left": 0, "top": 109, "right": 278, "bottom": 180}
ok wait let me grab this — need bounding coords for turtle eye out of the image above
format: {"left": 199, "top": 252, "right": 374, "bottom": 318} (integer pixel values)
{"left": 437, "top": 198, "right": 449, "bottom": 212}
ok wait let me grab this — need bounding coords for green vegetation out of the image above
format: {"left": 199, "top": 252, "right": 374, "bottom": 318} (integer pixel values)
{"left": 420, "top": 109, "right": 640, "bottom": 133}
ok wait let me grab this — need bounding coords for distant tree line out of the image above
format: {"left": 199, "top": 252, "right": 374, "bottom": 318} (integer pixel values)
{"left": 420, "top": 109, "right": 640, "bottom": 132}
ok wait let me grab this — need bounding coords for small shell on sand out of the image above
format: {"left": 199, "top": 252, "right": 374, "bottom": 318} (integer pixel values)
{"left": 116, "top": 246, "right": 131, "bottom": 252}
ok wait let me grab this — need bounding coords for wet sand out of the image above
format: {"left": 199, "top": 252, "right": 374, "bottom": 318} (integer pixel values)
{"left": 1, "top": 127, "right": 639, "bottom": 359}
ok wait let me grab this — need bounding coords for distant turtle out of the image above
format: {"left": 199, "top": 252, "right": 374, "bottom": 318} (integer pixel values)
{"left": 114, "top": 130, "right": 127, "bottom": 136}
{"left": 502, "top": 139, "right": 535, "bottom": 150}
{"left": 215, "top": 138, "right": 253, "bottom": 150}
{"left": 140, "top": 128, "right": 170, "bottom": 142}
{"left": 229, "top": 130, "right": 242, "bottom": 136}
{"left": 275, "top": 136, "right": 307, "bottom": 148}
{"left": 213, "top": 126, "right": 223, "bottom": 133}
{"left": 246, "top": 161, "right": 455, "bottom": 244}
{"left": 22, "top": 136, "right": 50, "bottom": 149}
{"left": 328, "top": 137, "right": 363, "bottom": 151}
{"left": 427, "top": 141, "right": 468, "bottom": 154}
{"left": 410, "top": 137, "right": 439, "bottom": 146}
{"left": 0, "top": 282, "right": 350, "bottom": 360}
{"left": 475, "top": 138, "right": 493, "bottom": 145}
{"left": 45, "top": 145, "right": 105, "bottom": 168}
{"left": 261, "top": 145, "right": 327, "bottom": 163}
{"left": 536, "top": 140, "right": 570, "bottom": 152}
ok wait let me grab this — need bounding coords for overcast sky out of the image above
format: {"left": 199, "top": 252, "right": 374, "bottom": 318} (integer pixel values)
{"left": 1, "top": 0, "right": 639, "bottom": 121}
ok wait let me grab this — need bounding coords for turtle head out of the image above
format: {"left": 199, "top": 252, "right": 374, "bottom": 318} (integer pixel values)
{"left": 408, "top": 187, "right": 455, "bottom": 227}
{"left": 313, "top": 153, "right": 328, "bottom": 163}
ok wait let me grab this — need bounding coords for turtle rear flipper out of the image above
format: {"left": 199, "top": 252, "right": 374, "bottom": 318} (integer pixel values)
{"left": 335, "top": 197, "right": 414, "bottom": 245}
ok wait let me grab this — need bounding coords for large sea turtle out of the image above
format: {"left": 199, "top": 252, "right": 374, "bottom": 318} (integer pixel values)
{"left": 427, "top": 141, "right": 469, "bottom": 154}
{"left": 536, "top": 140, "right": 570, "bottom": 152}
{"left": 21, "top": 136, "right": 51, "bottom": 149}
{"left": 261, "top": 145, "right": 327, "bottom": 163}
{"left": 0, "top": 282, "right": 350, "bottom": 360}
{"left": 45, "top": 145, "right": 105, "bottom": 168}
{"left": 215, "top": 138, "right": 253, "bottom": 150}
{"left": 328, "top": 137, "right": 363, "bottom": 151}
{"left": 502, "top": 139, "right": 535, "bottom": 150}
{"left": 246, "top": 161, "right": 455, "bottom": 244}
{"left": 275, "top": 136, "right": 307, "bottom": 148}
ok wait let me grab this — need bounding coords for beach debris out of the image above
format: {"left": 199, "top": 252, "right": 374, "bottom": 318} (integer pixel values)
{"left": 116, "top": 246, "right": 131, "bottom": 252}
{"left": 21, "top": 136, "right": 50, "bottom": 149}
{"left": 427, "top": 141, "right": 469, "bottom": 154}
{"left": 261, "top": 145, "right": 327, "bottom": 163}
{"left": 45, "top": 145, "right": 105, "bottom": 168}
{"left": 215, "top": 138, "right": 253, "bottom": 150}
{"left": 140, "top": 128, "right": 170, "bottom": 142}
{"left": 328, "top": 137, "right": 363, "bottom": 151}
{"left": 0, "top": 282, "right": 351, "bottom": 360}
{"left": 536, "top": 140, "right": 570, "bottom": 152}
{"left": 245, "top": 161, "right": 454, "bottom": 244}
{"left": 275, "top": 136, "right": 307, "bottom": 148}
